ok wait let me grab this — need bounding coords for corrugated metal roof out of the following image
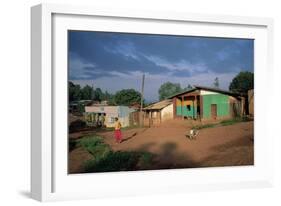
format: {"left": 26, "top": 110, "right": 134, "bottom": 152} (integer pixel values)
{"left": 167, "top": 88, "right": 197, "bottom": 99}
{"left": 194, "top": 85, "right": 241, "bottom": 96}
{"left": 143, "top": 99, "right": 173, "bottom": 110}
{"left": 168, "top": 85, "right": 241, "bottom": 99}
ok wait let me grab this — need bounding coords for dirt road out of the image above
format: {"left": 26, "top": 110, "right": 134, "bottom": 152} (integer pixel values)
{"left": 69, "top": 120, "right": 254, "bottom": 173}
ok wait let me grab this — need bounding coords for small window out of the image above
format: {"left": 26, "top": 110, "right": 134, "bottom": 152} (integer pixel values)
{"left": 109, "top": 117, "right": 116, "bottom": 123}
{"left": 186, "top": 105, "right": 191, "bottom": 111}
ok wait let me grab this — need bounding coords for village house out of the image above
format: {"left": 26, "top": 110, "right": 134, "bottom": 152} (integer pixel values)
{"left": 248, "top": 89, "right": 254, "bottom": 117}
{"left": 169, "top": 86, "right": 244, "bottom": 121}
{"left": 143, "top": 99, "right": 173, "bottom": 126}
{"left": 84, "top": 105, "right": 135, "bottom": 128}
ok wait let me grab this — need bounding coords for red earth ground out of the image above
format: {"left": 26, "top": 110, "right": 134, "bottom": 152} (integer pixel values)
{"left": 68, "top": 120, "right": 254, "bottom": 173}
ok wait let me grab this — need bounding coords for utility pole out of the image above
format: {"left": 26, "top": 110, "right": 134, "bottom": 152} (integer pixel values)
{"left": 140, "top": 73, "right": 145, "bottom": 127}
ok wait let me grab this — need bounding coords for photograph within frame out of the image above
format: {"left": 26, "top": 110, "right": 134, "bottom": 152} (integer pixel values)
{"left": 67, "top": 30, "right": 254, "bottom": 174}
{"left": 31, "top": 4, "right": 274, "bottom": 201}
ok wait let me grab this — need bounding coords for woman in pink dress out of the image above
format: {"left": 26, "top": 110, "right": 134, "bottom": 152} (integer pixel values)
{"left": 114, "top": 117, "right": 122, "bottom": 143}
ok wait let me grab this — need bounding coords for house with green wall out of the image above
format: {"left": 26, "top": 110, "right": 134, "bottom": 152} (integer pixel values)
{"left": 169, "top": 86, "right": 244, "bottom": 121}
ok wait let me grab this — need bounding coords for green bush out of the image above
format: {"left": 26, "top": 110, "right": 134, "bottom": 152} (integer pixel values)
{"left": 78, "top": 136, "right": 103, "bottom": 148}
{"left": 84, "top": 151, "right": 138, "bottom": 172}
{"left": 138, "top": 152, "right": 153, "bottom": 168}
{"left": 83, "top": 151, "right": 154, "bottom": 173}
{"left": 78, "top": 136, "right": 111, "bottom": 158}
{"left": 78, "top": 135, "right": 154, "bottom": 173}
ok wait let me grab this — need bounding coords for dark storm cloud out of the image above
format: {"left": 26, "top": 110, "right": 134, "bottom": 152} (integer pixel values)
{"left": 68, "top": 31, "right": 253, "bottom": 101}
{"left": 68, "top": 31, "right": 175, "bottom": 78}
{"left": 69, "top": 31, "right": 253, "bottom": 81}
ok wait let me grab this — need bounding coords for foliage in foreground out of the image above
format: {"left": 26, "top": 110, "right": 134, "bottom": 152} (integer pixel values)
{"left": 84, "top": 150, "right": 154, "bottom": 173}
{"left": 85, "top": 151, "right": 136, "bottom": 172}
{"left": 77, "top": 136, "right": 111, "bottom": 158}
{"left": 77, "top": 135, "right": 154, "bottom": 173}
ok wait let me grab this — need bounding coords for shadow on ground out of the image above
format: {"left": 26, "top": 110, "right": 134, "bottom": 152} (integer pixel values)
{"left": 135, "top": 141, "right": 199, "bottom": 170}
{"left": 121, "top": 132, "right": 137, "bottom": 143}
{"left": 199, "top": 135, "right": 254, "bottom": 167}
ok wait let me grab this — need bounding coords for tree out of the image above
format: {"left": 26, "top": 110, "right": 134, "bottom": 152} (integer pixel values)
{"left": 69, "top": 81, "right": 82, "bottom": 101}
{"left": 213, "top": 77, "right": 219, "bottom": 88}
{"left": 158, "top": 82, "right": 182, "bottom": 100}
{"left": 68, "top": 81, "right": 117, "bottom": 103}
{"left": 93, "top": 88, "right": 103, "bottom": 101}
{"left": 103, "top": 90, "right": 116, "bottom": 105}
{"left": 183, "top": 84, "right": 193, "bottom": 90}
{"left": 229, "top": 71, "right": 254, "bottom": 94}
{"left": 104, "top": 91, "right": 111, "bottom": 100}
{"left": 114, "top": 89, "right": 142, "bottom": 106}
{"left": 81, "top": 85, "right": 93, "bottom": 100}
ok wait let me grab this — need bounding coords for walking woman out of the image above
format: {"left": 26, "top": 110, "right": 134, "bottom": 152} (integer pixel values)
{"left": 114, "top": 117, "right": 122, "bottom": 143}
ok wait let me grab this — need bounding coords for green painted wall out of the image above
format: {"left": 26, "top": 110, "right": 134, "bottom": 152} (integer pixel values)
{"left": 176, "top": 105, "right": 197, "bottom": 117}
{"left": 202, "top": 94, "right": 229, "bottom": 118}
{"left": 176, "top": 106, "right": 182, "bottom": 116}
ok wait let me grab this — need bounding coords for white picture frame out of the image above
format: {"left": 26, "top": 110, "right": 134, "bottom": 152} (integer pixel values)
{"left": 31, "top": 3, "right": 274, "bottom": 202}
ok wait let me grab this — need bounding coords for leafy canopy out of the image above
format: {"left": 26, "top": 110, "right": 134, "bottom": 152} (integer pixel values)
{"left": 158, "top": 82, "right": 182, "bottom": 100}
{"left": 229, "top": 71, "right": 254, "bottom": 94}
{"left": 68, "top": 81, "right": 115, "bottom": 104}
{"left": 114, "top": 89, "right": 142, "bottom": 106}
{"left": 69, "top": 82, "right": 82, "bottom": 101}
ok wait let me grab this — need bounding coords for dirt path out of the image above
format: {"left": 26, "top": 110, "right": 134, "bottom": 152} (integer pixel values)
{"left": 100, "top": 120, "right": 253, "bottom": 168}
{"left": 69, "top": 120, "right": 254, "bottom": 172}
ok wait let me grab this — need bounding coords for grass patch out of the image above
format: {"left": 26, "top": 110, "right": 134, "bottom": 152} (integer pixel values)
{"left": 220, "top": 117, "right": 251, "bottom": 126}
{"left": 95, "top": 127, "right": 115, "bottom": 132}
{"left": 192, "top": 116, "right": 252, "bottom": 130}
{"left": 78, "top": 135, "right": 111, "bottom": 158}
{"left": 121, "top": 125, "right": 149, "bottom": 131}
{"left": 220, "top": 119, "right": 240, "bottom": 126}
{"left": 78, "top": 135, "right": 103, "bottom": 149}
{"left": 192, "top": 124, "right": 216, "bottom": 130}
